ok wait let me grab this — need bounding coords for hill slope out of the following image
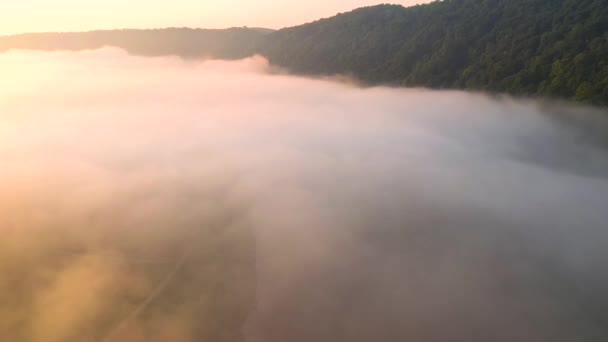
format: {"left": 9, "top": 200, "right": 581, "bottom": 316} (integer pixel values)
{"left": 260, "top": 0, "right": 608, "bottom": 104}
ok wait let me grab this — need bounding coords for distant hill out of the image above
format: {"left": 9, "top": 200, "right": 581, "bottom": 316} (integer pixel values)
{"left": 0, "top": 28, "right": 269, "bottom": 59}
{"left": 1, "top": 0, "right": 607, "bottom": 104}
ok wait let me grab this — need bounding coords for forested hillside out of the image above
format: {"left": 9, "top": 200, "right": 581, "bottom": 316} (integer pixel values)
{"left": 261, "top": 0, "right": 608, "bottom": 104}
{"left": 1, "top": 0, "right": 607, "bottom": 104}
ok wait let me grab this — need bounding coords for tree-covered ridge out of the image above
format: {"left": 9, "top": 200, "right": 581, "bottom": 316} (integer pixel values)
{"left": 261, "top": 0, "right": 608, "bottom": 104}
{"left": 1, "top": 0, "right": 607, "bottom": 104}
{"left": 0, "top": 28, "right": 269, "bottom": 59}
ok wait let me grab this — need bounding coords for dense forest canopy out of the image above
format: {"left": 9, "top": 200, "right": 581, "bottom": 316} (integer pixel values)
{"left": 1, "top": 0, "right": 607, "bottom": 104}
{"left": 259, "top": 0, "right": 608, "bottom": 105}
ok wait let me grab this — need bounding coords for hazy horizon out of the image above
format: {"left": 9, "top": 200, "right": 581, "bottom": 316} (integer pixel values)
{"left": 1, "top": 0, "right": 429, "bottom": 36}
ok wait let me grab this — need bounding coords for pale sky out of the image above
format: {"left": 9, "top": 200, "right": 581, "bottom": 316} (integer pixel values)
{"left": 2, "top": 0, "right": 429, "bottom": 35}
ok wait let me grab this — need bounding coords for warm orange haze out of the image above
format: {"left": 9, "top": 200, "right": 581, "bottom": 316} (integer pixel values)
{"left": 1, "top": 48, "right": 608, "bottom": 341}
{"left": 1, "top": 0, "right": 428, "bottom": 35}
{"left": 1, "top": 0, "right": 608, "bottom": 341}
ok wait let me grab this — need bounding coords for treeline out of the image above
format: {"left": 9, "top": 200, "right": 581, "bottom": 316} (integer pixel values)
{"left": 1, "top": 0, "right": 607, "bottom": 104}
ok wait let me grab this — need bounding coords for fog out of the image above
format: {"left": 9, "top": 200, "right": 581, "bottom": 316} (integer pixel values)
{"left": 1, "top": 48, "right": 608, "bottom": 342}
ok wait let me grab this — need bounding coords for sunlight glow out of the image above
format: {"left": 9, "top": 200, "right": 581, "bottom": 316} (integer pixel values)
{"left": 1, "top": 0, "right": 429, "bottom": 35}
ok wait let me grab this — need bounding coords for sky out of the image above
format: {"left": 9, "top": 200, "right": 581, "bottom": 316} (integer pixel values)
{"left": 1, "top": 0, "right": 429, "bottom": 35}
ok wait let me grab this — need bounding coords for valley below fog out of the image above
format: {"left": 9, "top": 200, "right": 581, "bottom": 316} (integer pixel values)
{"left": 1, "top": 48, "right": 608, "bottom": 342}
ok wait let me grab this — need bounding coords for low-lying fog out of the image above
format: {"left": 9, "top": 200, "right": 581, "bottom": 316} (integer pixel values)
{"left": 1, "top": 48, "right": 607, "bottom": 342}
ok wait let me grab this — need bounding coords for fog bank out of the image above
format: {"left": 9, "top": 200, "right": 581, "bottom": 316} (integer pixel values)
{"left": 1, "top": 48, "right": 608, "bottom": 342}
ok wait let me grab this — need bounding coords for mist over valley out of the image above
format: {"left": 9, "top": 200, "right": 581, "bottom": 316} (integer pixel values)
{"left": 1, "top": 49, "right": 607, "bottom": 341}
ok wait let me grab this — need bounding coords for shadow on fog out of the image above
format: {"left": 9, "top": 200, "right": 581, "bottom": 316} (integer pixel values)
{"left": 1, "top": 48, "right": 608, "bottom": 342}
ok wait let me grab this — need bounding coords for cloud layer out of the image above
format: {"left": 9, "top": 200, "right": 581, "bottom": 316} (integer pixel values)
{"left": 1, "top": 48, "right": 608, "bottom": 342}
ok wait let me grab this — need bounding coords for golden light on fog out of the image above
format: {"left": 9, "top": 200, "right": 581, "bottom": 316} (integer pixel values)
{"left": 1, "top": 48, "right": 607, "bottom": 342}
